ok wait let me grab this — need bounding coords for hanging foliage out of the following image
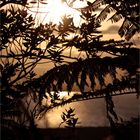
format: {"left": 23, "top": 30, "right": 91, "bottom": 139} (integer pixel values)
{"left": 0, "top": 1, "right": 139, "bottom": 136}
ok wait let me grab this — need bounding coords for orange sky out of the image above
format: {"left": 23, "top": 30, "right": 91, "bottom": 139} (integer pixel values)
{"left": 1, "top": 1, "right": 139, "bottom": 128}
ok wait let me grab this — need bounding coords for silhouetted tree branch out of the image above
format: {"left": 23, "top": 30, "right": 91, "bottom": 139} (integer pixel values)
{"left": 0, "top": 1, "right": 139, "bottom": 139}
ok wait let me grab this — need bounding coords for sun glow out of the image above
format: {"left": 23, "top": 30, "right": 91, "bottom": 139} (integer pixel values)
{"left": 45, "top": 0, "right": 70, "bottom": 23}
{"left": 28, "top": 0, "right": 83, "bottom": 25}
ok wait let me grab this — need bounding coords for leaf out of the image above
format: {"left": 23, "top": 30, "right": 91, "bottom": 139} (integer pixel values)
{"left": 125, "top": 25, "right": 137, "bottom": 41}
{"left": 97, "top": 5, "right": 114, "bottom": 22}
{"left": 61, "top": 115, "right": 66, "bottom": 121}
{"left": 29, "top": 1, "right": 37, "bottom": 4}
{"left": 87, "top": 1, "right": 92, "bottom": 6}
{"left": 40, "top": 1, "right": 48, "bottom": 4}
{"left": 88, "top": 69, "right": 95, "bottom": 91}
{"left": 79, "top": 0, "right": 105, "bottom": 12}
{"left": 118, "top": 19, "right": 131, "bottom": 37}
{"left": 73, "top": 118, "right": 78, "bottom": 126}
{"left": 109, "top": 13, "right": 123, "bottom": 23}
{"left": 80, "top": 69, "right": 87, "bottom": 91}
{"left": 68, "top": 107, "right": 74, "bottom": 114}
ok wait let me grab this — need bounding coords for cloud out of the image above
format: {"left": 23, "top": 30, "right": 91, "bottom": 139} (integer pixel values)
{"left": 131, "top": 33, "right": 140, "bottom": 47}
{"left": 102, "top": 25, "right": 120, "bottom": 34}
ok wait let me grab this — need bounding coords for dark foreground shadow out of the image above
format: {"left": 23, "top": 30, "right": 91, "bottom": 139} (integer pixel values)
{"left": 38, "top": 125, "right": 139, "bottom": 140}
{"left": 1, "top": 124, "right": 139, "bottom": 140}
{"left": 38, "top": 127, "right": 111, "bottom": 140}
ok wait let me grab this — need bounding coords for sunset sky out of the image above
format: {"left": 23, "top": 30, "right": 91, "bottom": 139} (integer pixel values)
{"left": 25, "top": 0, "right": 139, "bottom": 128}
{"left": 27, "top": 0, "right": 140, "bottom": 45}
{"left": 37, "top": 94, "right": 139, "bottom": 128}
{"left": 2, "top": 0, "right": 139, "bottom": 128}
{"left": 25, "top": 0, "right": 140, "bottom": 77}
